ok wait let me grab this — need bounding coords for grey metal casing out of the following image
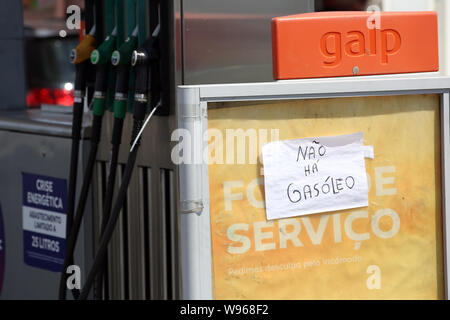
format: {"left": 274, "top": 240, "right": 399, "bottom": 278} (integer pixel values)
{"left": 0, "top": 2, "right": 26, "bottom": 110}
{"left": 181, "top": 0, "right": 314, "bottom": 84}
{"left": 0, "top": 2, "right": 25, "bottom": 38}
{"left": 0, "top": 110, "right": 93, "bottom": 299}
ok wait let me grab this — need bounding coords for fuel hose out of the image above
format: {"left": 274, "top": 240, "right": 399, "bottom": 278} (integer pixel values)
{"left": 59, "top": 30, "right": 117, "bottom": 300}
{"left": 94, "top": 28, "right": 138, "bottom": 300}
{"left": 78, "top": 26, "right": 160, "bottom": 300}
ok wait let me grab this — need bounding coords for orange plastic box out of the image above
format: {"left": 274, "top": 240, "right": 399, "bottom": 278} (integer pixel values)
{"left": 272, "top": 11, "right": 439, "bottom": 80}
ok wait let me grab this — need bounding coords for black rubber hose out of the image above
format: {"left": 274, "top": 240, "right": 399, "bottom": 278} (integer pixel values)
{"left": 79, "top": 116, "right": 144, "bottom": 300}
{"left": 63, "top": 62, "right": 88, "bottom": 301}
{"left": 94, "top": 62, "right": 131, "bottom": 299}
{"left": 79, "top": 27, "right": 161, "bottom": 299}
{"left": 59, "top": 114, "right": 103, "bottom": 300}
{"left": 94, "top": 116, "right": 124, "bottom": 300}
{"left": 66, "top": 62, "right": 87, "bottom": 245}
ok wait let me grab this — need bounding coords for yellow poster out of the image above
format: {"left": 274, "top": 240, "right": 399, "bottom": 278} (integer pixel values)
{"left": 207, "top": 94, "right": 444, "bottom": 300}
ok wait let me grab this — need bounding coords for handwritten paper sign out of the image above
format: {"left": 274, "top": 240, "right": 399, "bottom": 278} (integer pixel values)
{"left": 262, "top": 132, "right": 373, "bottom": 220}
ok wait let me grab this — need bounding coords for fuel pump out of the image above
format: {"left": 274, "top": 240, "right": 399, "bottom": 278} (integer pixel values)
{"left": 59, "top": 28, "right": 118, "bottom": 300}
{"left": 78, "top": 24, "right": 161, "bottom": 300}
{"left": 94, "top": 26, "right": 139, "bottom": 300}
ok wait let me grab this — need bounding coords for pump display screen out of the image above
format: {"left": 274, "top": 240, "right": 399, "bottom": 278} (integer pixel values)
{"left": 207, "top": 94, "right": 444, "bottom": 299}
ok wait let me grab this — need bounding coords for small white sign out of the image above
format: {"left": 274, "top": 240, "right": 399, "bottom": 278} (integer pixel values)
{"left": 262, "top": 132, "right": 373, "bottom": 220}
{"left": 22, "top": 206, "right": 66, "bottom": 238}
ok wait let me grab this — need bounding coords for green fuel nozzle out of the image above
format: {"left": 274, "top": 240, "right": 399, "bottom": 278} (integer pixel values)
{"left": 111, "top": 33, "right": 138, "bottom": 119}
{"left": 111, "top": 34, "right": 138, "bottom": 67}
{"left": 91, "top": 30, "right": 117, "bottom": 117}
{"left": 90, "top": 33, "right": 117, "bottom": 65}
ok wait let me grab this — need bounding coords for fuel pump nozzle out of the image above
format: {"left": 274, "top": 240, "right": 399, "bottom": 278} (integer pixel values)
{"left": 63, "top": 25, "right": 97, "bottom": 301}
{"left": 67, "top": 26, "right": 96, "bottom": 223}
{"left": 130, "top": 24, "right": 161, "bottom": 143}
{"left": 59, "top": 29, "right": 118, "bottom": 300}
{"left": 70, "top": 29, "right": 96, "bottom": 65}
{"left": 110, "top": 28, "right": 138, "bottom": 119}
{"left": 93, "top": 28, "right": 139, "bottom": 300}
{"left": 91, "top": 29, "right": 117, "bottom": 119}
{"left": 79, "top": 25, "right": 161, "bottom": 300}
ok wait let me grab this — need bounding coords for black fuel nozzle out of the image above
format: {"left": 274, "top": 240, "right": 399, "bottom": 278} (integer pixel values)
{"left": 131, "top": 25, "right": 160, "bottom": 122}
{"left": 126, "top": 25, "right": 161, "bottom": 151}
{"left": 60, "top": 26, "right": 97, "bottom": 301}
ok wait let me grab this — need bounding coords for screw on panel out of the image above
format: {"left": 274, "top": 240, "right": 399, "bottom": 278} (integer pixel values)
{"left": 353, "top": 66, "right": 360, "bottom": 75}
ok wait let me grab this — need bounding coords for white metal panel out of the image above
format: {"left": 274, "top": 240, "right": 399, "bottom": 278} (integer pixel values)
{"left": 178, "top": 88, "right": 213, "bottom": 300}
{"left": 178, "top": 75, "right": 450, "bottom": 300}
{"left": 382, "top": 0, "right": 435, "bottom": 11}
{"left": 442, "top": 92, "right": 450, "bottom": 299}
{"left": 436, "top": 0, "right": 450, "bottom": 76}
{"left": 191, "top": 74, "right": 450, "bottom": 102}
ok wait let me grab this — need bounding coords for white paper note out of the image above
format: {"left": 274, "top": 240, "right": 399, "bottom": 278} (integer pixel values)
{"left": 262, "top": 132, "right": 373, "bottom": 220}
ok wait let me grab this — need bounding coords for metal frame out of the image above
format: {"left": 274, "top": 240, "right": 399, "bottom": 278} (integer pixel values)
{"left": 177, "top": 74, "right": 450, "bottom": 300}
